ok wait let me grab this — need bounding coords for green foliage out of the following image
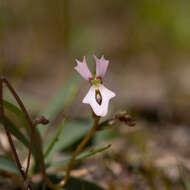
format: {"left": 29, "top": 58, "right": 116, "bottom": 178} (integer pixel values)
{"left": 0, "top": 156, "right": 19, "bottom": 174}
{"left": 38, "top": 74, "right": 81, "bottom": 136}
{"left": 44, "top": 120, "right": 91, "bottom": 159}
{"left": 0, "top": 116, "right": 29, "bottom": 147}
{"left": 47, "top": 144, "right": 111, "bottom": 168}
{"left": 38, "top": 175, "right": 104, "bottom": 190}
{"left": 44, "top": 119, "right": 66, "bottom": 158}
{"left": 3, "top": 100, "right": 30, "bottom": 134}
{"left": 63, "top": 177, "right": 105, "bottom": 190}
{"left": 0, "top": 100, "right": 40, "bottom": 165}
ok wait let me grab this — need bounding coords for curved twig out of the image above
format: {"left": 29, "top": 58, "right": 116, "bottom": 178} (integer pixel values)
{"left": 0, "top": 77, "right": 32, "bottom": 190}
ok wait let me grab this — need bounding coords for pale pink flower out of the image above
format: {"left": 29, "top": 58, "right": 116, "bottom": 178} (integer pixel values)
{"left": 94, "top": 55, "right": 109, "bottom": 78}
{"left": 74, "top": 56, "right": 92, "bottom": 80}
{"left": 75, "top": 55, "right": 116, "bottom": 117}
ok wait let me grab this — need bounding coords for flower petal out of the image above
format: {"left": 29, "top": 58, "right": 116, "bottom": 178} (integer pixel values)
{"left": 94, "top": 55, "right": 109, "bottom": 78}
{"left": 74, "top": 56, "right": 92, "bottom": 80}
{"left": 82, "top": 84, "right": 115, "bottom": 117}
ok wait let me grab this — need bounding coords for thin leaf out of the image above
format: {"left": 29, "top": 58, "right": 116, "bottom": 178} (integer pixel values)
{"left": 0, "top": 117, "right": 40, "bottom": 165}
{"left": 0, "top": 117, "right": 29, "bottom": 147}
{"left": 44, "top": 119, "right": 66, "bottom": 158}
{"left": 3, "top": 100, "right": 29, "bottom": 133}
{"left": 44, "top": 119, "right": 90, "bottom": 159}
{"left": 46, "top": 144, "right": 111, "bottom": 168}
{"left": 0, "top": 156, "right": 19, "bottom": 174}
{"left": 41, "top": 75, "right": 82, "bottom": 159}
{"left": 1, "top": 100, "right": 41, "bottom": 171}
{"left": 38, "top": 74, "right": 81, "bottom": 135}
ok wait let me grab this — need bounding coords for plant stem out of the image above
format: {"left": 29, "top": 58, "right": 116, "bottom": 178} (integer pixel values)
{"left": 0, "top": 78, "right": 33, "bottom": 190}
{"left": 1, "top": 77, "right": 56, "bottom": 189}
{"left": 55, "top": 114, "right": 100, "bottom": 188}
{"left": 25, "top": 129, "right": 33, "bottom": 176}
{"left": 1, "top": 78, "right": 34, "bottom": 178}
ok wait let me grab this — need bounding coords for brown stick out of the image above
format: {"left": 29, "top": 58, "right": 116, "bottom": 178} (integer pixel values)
{"left": 2, "top": 77, "right": 60, "bottom": 190}
{"left": 0, "top": 78, "right": 33, "bottom": 190}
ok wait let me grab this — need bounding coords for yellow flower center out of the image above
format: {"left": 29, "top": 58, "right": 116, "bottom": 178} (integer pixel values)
{"left": 90, "top": 78, "right": 101, "bottom": 87}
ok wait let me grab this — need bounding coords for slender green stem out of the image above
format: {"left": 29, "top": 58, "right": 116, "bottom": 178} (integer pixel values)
{"left": 47, "top": 144, "right": 111, "bottom": 167}
{"left": 55, "top": 115, "right": 100, "bottom": 188}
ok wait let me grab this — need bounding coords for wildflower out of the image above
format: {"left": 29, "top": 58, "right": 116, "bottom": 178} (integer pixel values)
{"left": 74, "top": 55, "right": 116, "bottom": 117}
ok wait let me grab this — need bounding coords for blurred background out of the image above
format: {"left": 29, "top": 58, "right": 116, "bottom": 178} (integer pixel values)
{"left": 1, "top": 0, "right": 190, "bottom": 189}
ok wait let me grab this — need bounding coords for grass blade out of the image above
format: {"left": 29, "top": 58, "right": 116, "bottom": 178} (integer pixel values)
{"left": 1, "top": 100, "right": 41, "bottom": 164}
{"left": 44, "top": 119, "right": 66, "bottom": 158}
{"left": 0, "top": 117, "right": 40, "bottom": 165}
{"left": 44, "top": 120, "right": 91, "bottom": 159}
{"left": 38, "top": 75, "right": 80, "bottom": 135}
{"left": 0, "top": 156, "right": 19, "bottom": 174}
{"left": 46, "top": 144, "right": 111, "bottom": 168}
{"left": 0, "top": 117, "right": 29, "bottom": 147}
{"left": 3, "top": 100, "right": 29, "bottom": 133}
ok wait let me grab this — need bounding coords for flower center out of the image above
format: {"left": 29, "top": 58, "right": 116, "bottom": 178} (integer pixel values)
{"left": 89, "top": 77, "right": 103, "bottom": 105}
{"left": 89, "top": 78, "right": 102, "bottom": 86}
{"left": 95, "top": 89, "right": 102, "bottom": 105}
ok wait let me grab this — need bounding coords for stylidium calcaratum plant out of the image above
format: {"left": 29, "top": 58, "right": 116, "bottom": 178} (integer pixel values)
{"left": 57, "top": 55, "right": 116, "bottom": 186}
